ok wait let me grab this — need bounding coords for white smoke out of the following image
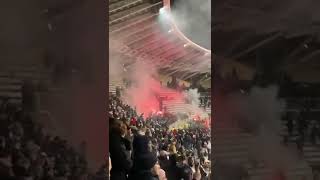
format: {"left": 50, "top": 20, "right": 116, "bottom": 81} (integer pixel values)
{"left": 229, "top": 86, "right": 284, "bottom": 133}
{"left": 223, "top": 86, "right": 302, "bottom": 176}
{"left": 109, "top": 50, "right": 126, "bottom": 80}
{"left": 169, "top": 0, "right": 211, "bottom": 49}
{"left": 109, "top": 38, "right": 133, "bottom": 82}
{"left": 184, "top": 88, "right": 201, "bottom": 106}
{"left": 182, "top": 88, "right": 209, "bottom": 119}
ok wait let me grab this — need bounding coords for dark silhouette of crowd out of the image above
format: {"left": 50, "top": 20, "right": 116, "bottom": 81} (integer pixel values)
{"left": 0, "top": 97, "right": 90, "bottom": 180}
{"left": 199, "top": 95, "right": 211, "bottom": 109}
{"left": 283, "top": 99, "right": 320, "bottom": 149}
{"left": 109, "top": 94, "right": 211, "bottom": 180}
{"left": 0, "top": 81, "right": 112, "bottom": 180}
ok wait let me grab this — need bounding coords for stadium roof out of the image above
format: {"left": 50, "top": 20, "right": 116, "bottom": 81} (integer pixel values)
{"left": 213, "top": 0, "right": 320, "bottom": 82}
{"left": 109, "top": 0, "right": 211, "bottom": 81}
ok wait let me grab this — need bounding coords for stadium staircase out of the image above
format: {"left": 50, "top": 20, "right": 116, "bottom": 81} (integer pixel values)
{"left": 162, "top": 99, "right": 197, "bottom": 116}
{"left": 159, "top": 88, "right": 211, "bottom": 116}
{"left": 109, "top": 78, "right": 124, "bottom": 95}
{"left": 303, "top": 144, "right": 320, "bottom": 169}
{"left": 281, "top": 98, "right": 320, "bottom": 172}
{"left": 0, "top": 63, "right": 66, "bottom": 135}
{"left": 0, "top": 76, "right": 23, "bottom": 105}
{"left": 213, "top": 125, "right": 313, "bottom": 180}
{"left": 0, "top": 64, "right": 51, "bottom": 105}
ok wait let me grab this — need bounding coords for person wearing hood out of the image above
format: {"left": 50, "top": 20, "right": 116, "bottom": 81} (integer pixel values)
{"left": 129, "top": 135, "right": 159, "bottom": 180}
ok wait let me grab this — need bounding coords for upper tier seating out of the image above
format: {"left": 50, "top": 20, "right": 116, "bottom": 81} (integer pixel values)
{"left": 109, "top": 0, "right": 162, "bottom": 26}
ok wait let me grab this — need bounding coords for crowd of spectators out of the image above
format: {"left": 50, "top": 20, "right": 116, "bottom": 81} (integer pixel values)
{"left": 0, "top": 97, "right": 89, "bottom": 180}
{"left": 109, "top": 94, "right": 211, "bottom": 180}
{"left": 283, "top": 100, "right": 320, "bottom": 149}
{"left": 199, "top": 96, "right": 211, "bottom": 109}
{"left": 0, "top": 80, "right": 114, "bottom": 180}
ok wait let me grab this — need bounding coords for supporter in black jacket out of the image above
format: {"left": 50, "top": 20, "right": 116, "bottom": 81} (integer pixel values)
{"left": 176, "top": 155, "right": 193, "bottom": 180}
{"left": 109, "top": 119, "right": 132, "bottom": 180}
{"left": 129, "top": 153, "right": 159, "bottom": 180}
{"left": 129, "top": 135, "right": 159, "bottom": 180}
{"left": 158, "top": 151, "right": 170, "bottom": 173}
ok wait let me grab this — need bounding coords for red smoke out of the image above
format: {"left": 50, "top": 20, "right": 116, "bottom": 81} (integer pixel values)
{"left": 122, "top": 72, "right": 184, "bottom": 117}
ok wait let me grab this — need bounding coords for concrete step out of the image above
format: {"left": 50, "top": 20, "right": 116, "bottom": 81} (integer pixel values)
{"left": 110, "top": 2, "right": 158, "bottom": 25}
{"left": 110, "top": 12, "right": 157, "bottom": 33}
{"left": 248, "top": 166, "right": 312, "bottom": 180}
{"left": 214, "top": 144, "right": 249, "bottom": 153}
{"left": 122, "top": 21, "right": 159, "bottom": 43}
{"left": 303, "top": 145, "right": 320, "bottom": 166}
{"left": 0, "top": 77, "right": 23, "bottom": 84}
{"left": 0, "top": 92, "right": 22, "bottom": 99}
{"left": 0, "top": 84, "right": 22, "bottom": 91}
{"left": 0, "top": 98, "right": 22, "bottom": 105}
{"left": 109, "top": 0, "right": 126, "bottom": 5}
{"left": 109, "top": 0, "right": 145, "bottom": 15}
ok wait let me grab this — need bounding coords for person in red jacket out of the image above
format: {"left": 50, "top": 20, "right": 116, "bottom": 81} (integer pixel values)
{"left": 130, "top": 117, "right": 137, "bottom": 126}
{"left": 172, "top": 129, "right": 177, "bottom": 136}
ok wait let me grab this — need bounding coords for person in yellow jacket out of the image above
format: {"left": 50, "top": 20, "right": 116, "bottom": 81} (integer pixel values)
{"left": 168, "top": 141, "right": 177, "bottom": 154}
